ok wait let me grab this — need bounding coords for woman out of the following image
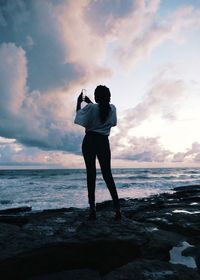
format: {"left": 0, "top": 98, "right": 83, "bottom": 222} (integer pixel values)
{"left": 74, "top": 85, "right": 121, "bottom": 220}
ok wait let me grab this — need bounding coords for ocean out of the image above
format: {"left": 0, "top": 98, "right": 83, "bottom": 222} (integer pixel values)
{"left": 0, "top": 168, "right": 200, "bottom": 211}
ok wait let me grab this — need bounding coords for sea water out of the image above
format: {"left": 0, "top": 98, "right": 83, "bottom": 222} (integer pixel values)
{"left": 0, "top": 168, "right": 200, "bottom": 211}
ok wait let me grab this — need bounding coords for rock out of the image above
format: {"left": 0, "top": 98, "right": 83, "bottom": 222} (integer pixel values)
{"left": 0, "top": 185, "right": 200, "bottom": 279}
{"left": 29, "top": 269, "right": 101, "bottom": 280}
{"left": 0, "top": 215, "right": 29, "bottom": 226}
{"left": 103, "top": 260, "right": 200, "bottom": 280}
{"left": 0, "top": 206, "right": 32, "bottom": 214}
{"left": 174, "top": 185, "right": 200, "bottom": 192}
{"left": 183, "top": 246, "right": 200, "bottom": 271}
{"left": 0, "top": 206, "right": 32, "bottom": 227}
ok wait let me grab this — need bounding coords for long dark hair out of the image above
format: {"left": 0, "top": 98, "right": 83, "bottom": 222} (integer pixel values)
{"left": 94, "top": 85, "right": 111, "bottom": 123}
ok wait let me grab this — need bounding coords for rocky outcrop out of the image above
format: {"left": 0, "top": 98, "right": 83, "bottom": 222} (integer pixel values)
{"left": 0, "top": 185, "right": 200, "bottom": 279}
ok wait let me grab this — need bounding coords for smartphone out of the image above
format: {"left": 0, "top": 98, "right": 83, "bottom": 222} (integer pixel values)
{"left": 82, "top": 89, "right": 87, "bottom": 101}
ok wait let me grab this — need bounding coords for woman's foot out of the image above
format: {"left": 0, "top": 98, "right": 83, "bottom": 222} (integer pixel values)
{"left": 115, "top": 210, "right": 122, "bottom": 220}
{"left": 88, "top": 209, "right": 96, "bottom": 220}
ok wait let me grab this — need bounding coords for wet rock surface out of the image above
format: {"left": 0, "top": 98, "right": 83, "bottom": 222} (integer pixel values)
{"left": 0, "top": 185, "right": 200, "bottom": 279}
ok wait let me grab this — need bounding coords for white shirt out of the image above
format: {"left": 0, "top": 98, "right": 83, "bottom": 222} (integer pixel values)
{"left": 74, "top": 103, "right": 117, "bottom": 135}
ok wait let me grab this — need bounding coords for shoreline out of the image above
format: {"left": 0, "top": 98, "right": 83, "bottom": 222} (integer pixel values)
{"left": 0, "top": 185, "right": 200, "bottom": 279}
{"left": 1, "top": 168, "right": 200, "bottom": 212}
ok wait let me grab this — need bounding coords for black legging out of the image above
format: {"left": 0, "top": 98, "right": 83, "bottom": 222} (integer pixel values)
{"left": 82, "top": 131, "right": 120, "bottom": 211}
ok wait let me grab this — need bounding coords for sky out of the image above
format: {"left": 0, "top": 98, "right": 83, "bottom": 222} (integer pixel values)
{"left": 0, "top": 0, "right": 200, "bottom": 169}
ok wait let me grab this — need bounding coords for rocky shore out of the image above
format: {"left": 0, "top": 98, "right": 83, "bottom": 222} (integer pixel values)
{"left": 0, "top": 185, "right": 200, "bottom": 279}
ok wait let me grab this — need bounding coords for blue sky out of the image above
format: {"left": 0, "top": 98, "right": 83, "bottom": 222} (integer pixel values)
{"left": 0, "top": 0, "right": 200, "bottom": 168}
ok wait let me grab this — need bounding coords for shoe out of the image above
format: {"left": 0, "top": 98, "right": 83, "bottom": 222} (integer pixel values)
{"left": 115, "top": 210, "right": 122, "bottom": 220}
{"left": 88, "top": 210, "right": 96, "bottom": 221}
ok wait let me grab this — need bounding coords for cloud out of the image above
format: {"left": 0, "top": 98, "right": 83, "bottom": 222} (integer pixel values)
{"left": 0, "top": 0, "right": 29, "bottom": 29}
{"left": 109, "top": 64, "right": 193, "bottom": 163}
{"left": 117, "top": 66, "right": 188, "bottom": 134}
{"left": 2, "top": 0, "right": 198, "bottom": 91}
{"left": 112, "top": 135, "right": 172, "bottom": 163}
{"left": 84, "top": 0, "right": 135, "bottom": 35}
{"left": 50, "top": 0, "right": 113, "bottom": 88}
{"left": 112, "top": 3, "right": 200, "bottom": 70}
{"left": 0, "top": 0, "right": 80, "bottom": 92}
{"left": 0, "top": 140, "right": 82, "bottom": 167}
{"left": 83, "top": 0, "right": 200, "bottom": 71}
{"left": 173, "top": 142, "right": 200, "bottom": 163}
{"left": 0, "top": 42, "right": 82, "bottom": 154}
{"left": 0, "top": 0, "right": 128, "bottom": 157}
{"left": 0, "top": 43, "right": 27, "bottom": 115}
{"left": 0, "top": 0, "right": 200, "bottom": 166}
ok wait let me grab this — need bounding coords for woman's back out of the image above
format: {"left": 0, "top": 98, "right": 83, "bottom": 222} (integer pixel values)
{"left": 74, "top": 103, "right": 117, "bottom": 135}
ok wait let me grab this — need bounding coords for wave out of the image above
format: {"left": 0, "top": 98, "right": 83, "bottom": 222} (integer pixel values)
{"left": 0, "top": 168, "right": 200, "bottom": 211}
{"left": 0, "top": 200, "right": 13, "bottom": 205}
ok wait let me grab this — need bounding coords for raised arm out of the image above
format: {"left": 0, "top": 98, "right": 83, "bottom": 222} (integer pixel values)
{"left": 76, "top": 92, "right": 83, "bottom": 112}
{"left": 84, "top": 96, "right": 93, "bottom": 104}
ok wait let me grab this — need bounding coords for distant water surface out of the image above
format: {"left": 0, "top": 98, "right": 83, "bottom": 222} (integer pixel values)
{"left": 0, "top": 168, "right": 200, "bottom": 210}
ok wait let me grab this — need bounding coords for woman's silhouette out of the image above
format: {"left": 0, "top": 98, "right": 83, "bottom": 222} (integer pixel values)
{"left": 74, "top": 85, "right": 121, "bottom": 220}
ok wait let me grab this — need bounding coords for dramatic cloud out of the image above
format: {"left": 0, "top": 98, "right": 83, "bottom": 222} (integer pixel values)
{"left": 0, "top": 42, "right": 82, "bottom": 154}
{"left": 0, "top": 43, "right": 26, "bottom": 114}
{"left": 0, "top": 0, "right": 199, "bottom": 166}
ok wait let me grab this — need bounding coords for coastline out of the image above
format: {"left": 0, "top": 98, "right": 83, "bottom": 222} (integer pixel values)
{"left": 0, "top": 185, "right": 200, "bottom": 279}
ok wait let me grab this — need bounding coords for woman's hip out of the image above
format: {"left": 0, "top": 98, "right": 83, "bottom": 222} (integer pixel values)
{"left": 82, "top": 131, "right": 110, "bottom": 152}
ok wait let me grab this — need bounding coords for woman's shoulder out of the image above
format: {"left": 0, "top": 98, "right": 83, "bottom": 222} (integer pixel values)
{"left": 89, "top": 103, "right": 99, "bottom": 111}
{"left": 82, "top": 103, "right": 116, "bottom": 112}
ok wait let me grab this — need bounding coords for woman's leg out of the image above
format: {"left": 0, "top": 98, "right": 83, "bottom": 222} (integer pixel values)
{"left": 97, "top": 137, "right": 120, "bottom": 212}
{"left": 82, "top": 135, "right": 96, "bottom": 210}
